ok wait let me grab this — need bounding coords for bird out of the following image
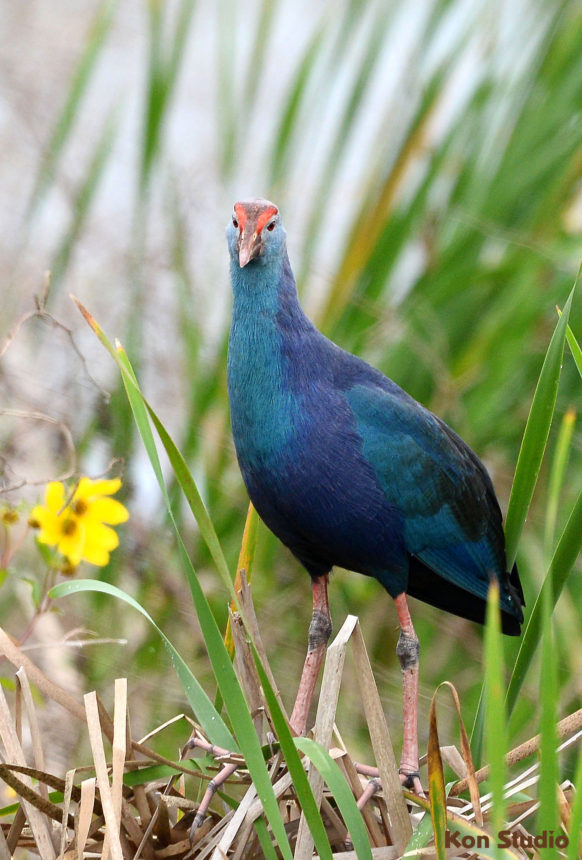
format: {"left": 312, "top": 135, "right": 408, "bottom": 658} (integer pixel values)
{"left": 225, "top": 198, "right": 524, "bottom": 792}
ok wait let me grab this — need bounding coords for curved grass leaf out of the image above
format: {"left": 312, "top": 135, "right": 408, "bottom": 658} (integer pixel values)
{"left": 72, "top": 301, "right": 296, "bottom": 859}
{"left": 473, "top": 282, "right": 578, "bottom": 759}
{"left": 145, "top": 399, "right": 234, "bottom": 594}
{"left": 433, "top": 681, "right": 482, "bottom": 825}
{"left": 504, "top": 280, "right": 576, "bottom": 569}
{"left": 427, "top": 689, "right": 447, "bottom": 860}
{"left": 117, "top": 386, "right": 294, "bottom": 860}
{"left": 112, "top": 363, "right": 300, "bottom": 858}
{"left": 506, "top": 484, "right": 582, "bottom": 717}
{"left": 49, "top": 578, "right": 236, "bottom": 750}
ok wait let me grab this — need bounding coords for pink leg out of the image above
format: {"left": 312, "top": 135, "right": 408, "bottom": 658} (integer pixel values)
{"left": 290, "top": 574, "right": 332, "bottom": 736}
{"left": 394, "top": 593, "right": 424, "bottom": 796}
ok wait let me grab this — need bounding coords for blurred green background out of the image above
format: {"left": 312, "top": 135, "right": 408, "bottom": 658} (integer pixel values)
{"left": 1, "top": 0, "right": 581, "bottom": 771}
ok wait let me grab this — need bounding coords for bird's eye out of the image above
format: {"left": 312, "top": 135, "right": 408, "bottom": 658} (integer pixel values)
{"left": 266, "top": 221, "right": 276, "bottom": 231}
{"left": 232, "top": 217, "right": 239, "bottom": 229}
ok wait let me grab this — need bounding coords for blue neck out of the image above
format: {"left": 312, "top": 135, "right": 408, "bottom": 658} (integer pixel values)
{"left": 227, "top": 250, "right": 310, "bottom": 469}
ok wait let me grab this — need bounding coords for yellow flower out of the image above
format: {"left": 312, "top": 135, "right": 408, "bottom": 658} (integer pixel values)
{"left": 31, "top": 478, "right": 129, "bottom": 567}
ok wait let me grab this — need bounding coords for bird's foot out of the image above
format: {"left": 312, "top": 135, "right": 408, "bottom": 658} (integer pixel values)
{"left": 354, "top": 761, "right": 426, "bottom": 797}
{"left": 182, "top": 734, "right": 243, "bottom": 844}
{"left": 399, "top": 767, "right": 425, "bottom": 797}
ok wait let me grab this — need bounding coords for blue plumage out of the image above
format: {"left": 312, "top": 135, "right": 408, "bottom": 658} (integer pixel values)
{"left": 226, "top": 200, "right": 524, "bottom": 635}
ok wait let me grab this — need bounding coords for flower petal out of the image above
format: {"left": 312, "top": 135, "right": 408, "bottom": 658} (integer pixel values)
{"left": 57, "top": 519, "right": 85, "bottom": 566}
{"left": 31, "top": 505, "right": 61, "bottom": 545}
{"left": 85, "top": 498, "right": 129, "bottom": 525}
{"left": 45, "top": 482, "right": 66, "bottom": 512}
{"left": 76, "top": 478, "right": 122, "bottom": 500}
{"left": 82, "top": 522, "right": 119, "bottom": 566}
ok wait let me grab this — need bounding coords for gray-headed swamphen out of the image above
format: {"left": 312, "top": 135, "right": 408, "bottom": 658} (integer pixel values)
{"left": 226, "top": 199, "right": 524, "bottom": 793}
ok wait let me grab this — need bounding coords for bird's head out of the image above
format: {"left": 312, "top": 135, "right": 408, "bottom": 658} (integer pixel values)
{"left": 226, "top": 199, "right": 285, "bottom": 268}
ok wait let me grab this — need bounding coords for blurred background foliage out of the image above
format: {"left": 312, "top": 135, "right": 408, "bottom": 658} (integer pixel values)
{"left": 1, "top": 0, "right": 581, "bottom": 771}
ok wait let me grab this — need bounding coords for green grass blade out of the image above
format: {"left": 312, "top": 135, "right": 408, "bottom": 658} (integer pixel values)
{"left": 50, "top": 108, "right": 118, "bottom": 290}
{"left": 253, "top": 817, "right": 279, "bottom": 860}
{"left": 145, "top": 400, "right": 234, "bottom": 595}
{"left": 567, "top": 743, "right": 582, "bottom": 860}
{"left": 473, "top": 284, "right": 578, "bottom": 760}
{"left": 297, "top": 6, "right": 391, "bottom": 282}
{"left": 402, "top": 810, "right": 434, "bottom": 855}
{"left": 252, "top": 654, "right": 333, "bottom": 860}
{"left": 268, "top": 27, "right": 324, "bottom": 187}
{"left": 506, "top": 485, "right": 582, "bottom": 717}
{"left": 565, "top": 322, "right": 582, "bottom": 378}
{"left": 484, "top": 583, "right": 506, "bottom": 852}
{"left": 402, "top": 796, "right": 521, "bottom": 860}
{"left": 427, "top": 689, "right": 447, "bottom": 860}
{"left": 49, "top": 578, "right": 236, "bottom": 749}
{"left": 242, "top": 0, "right": 279, "bottom": 116}
{"left": 295, "top": 738, "right": 373, "bottom": 860}
{"left": 544, "top": 407, "right": 576, "bottom": 554}
{"left": 320, "top": 71, "right": 444, "bottom": 334}
{"left": 537, "top": 578, "right": 558, "bottom": 857}
{"left": 74, "top": 301, "right": 295, "bottom": 857}
{"left": 504, "top": 281, "right": 576, "bottom": 569}
{"left": 140, "top": 0, "right": 196, "bottom": 192}
{"left": 27, "top": 0, "right": 117, "bottom": 218}
{"left": 114, "top": 370, "right": 294, "bottom": 858}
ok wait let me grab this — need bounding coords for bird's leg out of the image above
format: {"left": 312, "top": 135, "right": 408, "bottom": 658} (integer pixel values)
{"left": 394, "top": 592, "right": 424, "bottom": 796}
{"left": 189, "top": 761, "right": 239, "bottom": 838}
{"left": 289, "top": 573, "right": 332, "bottom": 736}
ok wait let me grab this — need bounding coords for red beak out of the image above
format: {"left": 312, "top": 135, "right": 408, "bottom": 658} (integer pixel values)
{"left": 238, "top": 229, "right": 261, "bottom": 267}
